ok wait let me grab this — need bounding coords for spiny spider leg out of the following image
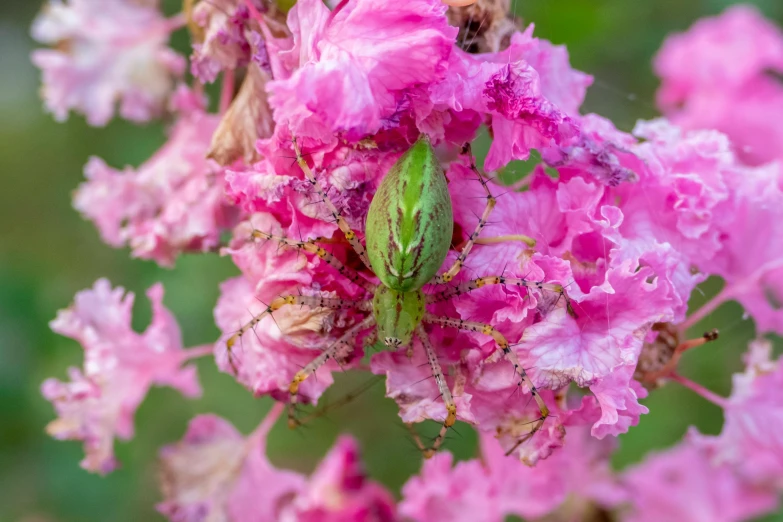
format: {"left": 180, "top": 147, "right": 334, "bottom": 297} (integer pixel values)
{"left": 414, "top": 324, "right": 457, "bottom": 458}
{"left": 426, "top": 275, "right": 568, "bottom": 307}
{"left": 422, "top": 312, "right": 550, "bottom": 444}
{"left": 250, "top": 230, "right": 376, "bottom": 293}
{"left": 288, "top": 315, "right": 376, "bottom": 428}
{"left": 226, "top": 295, "right": 371, "bottom": 373}
{"left": 434, "top": 143, "right": 496, "bottom": 284}
{"left": 291, "top": 138, "right": 373, "bottom": 270}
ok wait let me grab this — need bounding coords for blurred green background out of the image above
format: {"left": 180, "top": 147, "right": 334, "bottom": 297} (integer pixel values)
{"left": 2, "top": 1, "right": 782, "bottom": 521}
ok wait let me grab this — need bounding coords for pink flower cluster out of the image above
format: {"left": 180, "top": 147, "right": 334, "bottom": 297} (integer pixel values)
{"left": 655, "top": 4, "right": 783, "bottom": 166}
{"left": 34, "top": 0, "right": 783, "bottom": 520}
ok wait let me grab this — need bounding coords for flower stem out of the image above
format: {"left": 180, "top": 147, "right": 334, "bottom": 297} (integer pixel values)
{"left": 183, "top": 344, "right": 214, "bottom": 361}
{"left": 671, "top": 374, "right": 729, "bottom": 409}
{"left": 680, "top": 287, "right": 731, "bottom": 333}
{"left": 254, "top": 402, "right": 285, "bottom": 441}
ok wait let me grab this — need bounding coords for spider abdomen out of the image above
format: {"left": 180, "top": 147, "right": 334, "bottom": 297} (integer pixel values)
{"left": 365, "top": 138, "right": 453, "bottom": 293}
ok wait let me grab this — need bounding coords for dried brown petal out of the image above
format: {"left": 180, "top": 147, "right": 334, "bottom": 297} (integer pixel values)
{"left": 207, "top": 65, "right": 274, "bottom": 165}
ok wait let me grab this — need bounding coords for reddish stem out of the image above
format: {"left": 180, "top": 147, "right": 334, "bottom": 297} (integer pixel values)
{"left": 671, "top": 374, "right": 729, "bottom": 409}
{"left": 250, "top": 402, "right": 285, "bottom": 444}
{"left": 182, "top": 344, "right": 214, "bottom": 361}
{"left": 680, "top": 287, "right": 731, "bottom": 333}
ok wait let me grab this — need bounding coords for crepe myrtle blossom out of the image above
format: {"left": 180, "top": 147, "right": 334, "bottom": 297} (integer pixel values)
{"left": 34, "top": 0, "right": 783, "bottom": 520}
{"left": 43, "top": 279, "right": 208, "bottom": 474}
{"left": 400, "top": 429, "right": 624, "bottom": 522}
{"left": 31, "top": 0, "right": 185, "bottom": 126}
{"left": 690, "top": 339, "right": 783, "bottom": 488}
{"left": 158, "top": 406, "right": 396, "bottom": 522}
{"left": 73, "top": 87, "right": 240, "bottom": 266}
{"left": 621, "top": 439, "right": 779, "bottom": 522}
{"left": 655, "top": 4, "right": 783, "bottom": 166}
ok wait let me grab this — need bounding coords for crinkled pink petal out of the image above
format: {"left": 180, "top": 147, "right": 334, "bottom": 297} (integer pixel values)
{"left": 400, "top": 428, "right": 623, "bottom": 522}
{"left": 586, "top": 364, "right": 648, "bottom": 439}
{"left": 31, "top": 0, "right": 183, "bottom": 125}
{"left": 268, "top": 0, "right": 456, "bottom": 141}
{"left": 555, "top": 113, "right": 641, "bottom": 187}
{"left": 521, "top": 260, "right": 670, "bottom": 389}
{"left": 622, "top": 439, "right": 779, "bottom": 522}
{"left": 159, "top": 418, "right": 394, "bottom": 522}
{"left": 226, "top": 142, "right": 397, "bottom": 234}
{"left": 619, "top": 119, "right": 732, "bottom": 263}
{"left": 74, "top": 90, "right": 236, "bottom": 266}
{"left": 43, "top": 279, "right": 201, "bottom": 474}
{"left": 399, "top": 452, "right": 500, "bottom": 522}
{"left": 517, "top": 260, "right": 670, "bottom": 436}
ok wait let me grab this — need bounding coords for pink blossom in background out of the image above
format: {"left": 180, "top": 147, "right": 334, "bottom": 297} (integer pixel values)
{"left": 43, "top": 279, "right": 203, "bottom": 474}
{"left": 158, "top": 412, "right": 306, "bottom": 521}
{"left": 73, "top": 87, "right": 239, "bottom": 266}
{"left": 190, "top": 0, "right": 269, "bottom": 83}
{"left": 621, "top": 440, "right": 779, "bottom": 522}
{"left": 159, "top": 410, "right": 395, "bottom": 522}
{"left": 655, "top": 5, "right": 783, "bottom": 165}
{"left": 400, "top": 430, "right": 624, "bottom": 521}
{"left": 31, "top": 0, "right": 185, "bottom": 126}
{"left": 279, "top": 436, "right": 397, "bottom": 522}
{"left": 692, "top": 339, "right": 783, "bottom": 487}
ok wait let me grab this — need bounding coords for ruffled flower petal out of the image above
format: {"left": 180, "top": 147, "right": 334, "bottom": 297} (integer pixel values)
{"left": 43, "top": 279, "right": 201, "bottom": 474}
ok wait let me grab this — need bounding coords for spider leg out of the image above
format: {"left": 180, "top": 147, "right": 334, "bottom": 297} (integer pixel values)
{"left": 433, "top": 143, "right": 496, "bottom": 284}
{"left": 250, "top": 229, "right": 376, "bottom": 293}
{"left": 288, "top": 315, "right": 376, "bottom": 428}
{"left": 410, "top": 324, "right": 457, "bottom": 458}
{"left": 422, "top": 312, "right": 549, "bottom": 448}
{"left": 292, "top": 137, "right": 373, "bottom": 270}
{"left": 225, "top": 296, "right": 371, "bottom": 375}
{"left": 426, "top": 275, "right": 571, "bottom": 314}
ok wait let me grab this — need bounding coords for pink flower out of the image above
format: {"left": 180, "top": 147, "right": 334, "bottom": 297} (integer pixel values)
{"left": 225, "top": 141, "right": 399, "bottom": 236}
{"left": 158, "top": 412, "right": 305, "bottom": 521}
{"left": 399, "top": 430, "right": 624, "bottom": 521}
{"left": 280, "top": 437, "right": 397, "bottom": 522}
{"left": 73, "top": 88, "right": 238, "bottom": 266}
{"left": 621, "top": 439, "right": 779, "bottom": 522}
{"left": 700, "top": 160, "right": 783, "bottom": 335}
{"left": 42, "top": 279, "right": 202, "bottom": 474}
{"left": 31, "top": 0, "right": 184, "bottom": 126}
{"left": 654, "top": 5, "right": 783, "bottom": 165}
{"left": 158, "top": 410, "right": 395, "bottom": 522}
{"left": 190, "top": 0, "right": 270, "bottom": 83}
{"left": 693, "top": 339, "right": 783, "bottom": 487}
{"left": 428, "top": 27, "right": 589, "bottom": 171}
{"left": 268, "top": 0, "right": 457, "bottom": 142}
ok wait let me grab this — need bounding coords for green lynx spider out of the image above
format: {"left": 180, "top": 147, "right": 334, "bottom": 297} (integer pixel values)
{"left": 226, "top": 137, "right": 568, "bottom": 456}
